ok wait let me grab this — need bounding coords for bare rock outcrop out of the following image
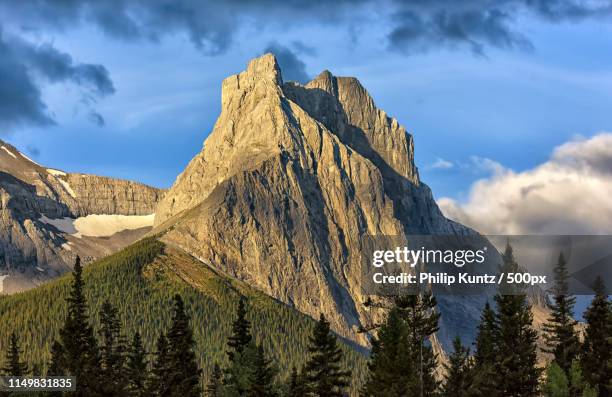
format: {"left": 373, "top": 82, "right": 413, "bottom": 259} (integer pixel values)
{"left": 0, "top": 141, "right": 164, "bottom": 292}
{"left": 154, "top": 54, "right": 491, "bottom": 347}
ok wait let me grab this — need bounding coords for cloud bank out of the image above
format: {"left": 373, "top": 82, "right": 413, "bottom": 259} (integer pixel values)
{"left": 0, "top": 27, "right": 115, "bottom": 130}
{"left": 0, "top": 0, "right": 609, "bottom": 130}
{"left": 438, "top": 133, "right": 612, "bottom": 235}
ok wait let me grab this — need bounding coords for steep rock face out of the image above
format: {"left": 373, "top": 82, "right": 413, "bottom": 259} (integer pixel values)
{"left": 0, "top": 141, "right": 164, "bottom": 292}
{"left": 154, "top": 54, "right": 490, "bottom": 347}
{"left": 65, "top": 174, "right": 162, "bottom": 217}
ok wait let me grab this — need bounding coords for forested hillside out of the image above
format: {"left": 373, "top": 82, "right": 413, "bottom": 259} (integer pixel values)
{"left": 0, "top": 238, "right": 367, "bottom": 386}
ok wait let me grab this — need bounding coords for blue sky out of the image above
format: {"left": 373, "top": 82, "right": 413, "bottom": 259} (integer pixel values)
{"left": 1, "top": 0, "right": 611, "bottom": 203}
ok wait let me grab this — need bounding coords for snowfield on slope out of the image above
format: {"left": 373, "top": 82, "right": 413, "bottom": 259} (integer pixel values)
{"left": 39, "top": 214, "right": 155, "bottom": 238}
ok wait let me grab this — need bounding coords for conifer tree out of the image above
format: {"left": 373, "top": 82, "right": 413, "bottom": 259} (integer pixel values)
{"left": 473, "top": 302, "right": 496, "bottom": 367}
{"left": 543, "top": 361, "right": 598, "bottom": 397}
{"left": 2, "top": 332, "right": 28, "bottom": 376}
{"left": 441, "top": 337, "right": 473, "bottom": 397}
{"left": 396, "top": 293, "right": 440, "bottom": 397}
{"left": 493, "top": 244, "right": 541, "bottom": 396}
{"left": 543, "top": 253, "right": 580, "bottom": 374}
{"left": 99, "top": 300, "right": 128, "bottom": 396}
{"left": 250, "top": 345, "right": 278, "bottom": 397}
{"left": 55, "top": 255, "right": 101, "bottom": 396}
{"left": 361, "top": 308, "right": 412, "bottom": 396}
{"left": 470, "top": 302, "right": 499, "bottom": 397}
{"left": 223, "top": 342, "right": 263, "bottom": 396}
{"left": 204, "top": 364, "right": 222, "bottom": 397}
{"left": 580, "top": 276, "right": 612, "bottom": 396}
{"left": 147, "top": 334, "right": 171, "bottom": 397}
{"left": 303, "top": 314, "right": 351, "bottom": 397}
{"left": 166, "top": 294, "right": 201, "bottom": 396}
{"left": 126, "top": 332, "right": 148, "bottom": 397}
{"left": 227, "top": 298, "right": 252, "bottom": 362}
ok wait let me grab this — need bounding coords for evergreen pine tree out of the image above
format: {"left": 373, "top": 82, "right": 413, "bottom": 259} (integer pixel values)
{"left": 250, "top": 345, "right": 278, "bottom": 397}
{"left": 98, "top": 300, "right": 128, "bottom": 396}
{"left": 543, "top": 253, "right": 580, "bottom": 374}
{"left": 580, "top": 276, "right": 612, "bottom": 397}
{"left": 470, "top": 302, "right": 499, "bottom": 397}
{"left": 166, "top": 294, "right": 201, "bottom": 397}
{"left": 56, "top": 255, "right": 101, "bottom": 396}
{"left": 204, "top": 364, "right": 222, "bottom": 397}
{"left": 2, "top": 332, "right": 28, "bottom": 376}
{"left": 126, "top": 332, "right": 148, "bottom": 397}
{"left": 147, "top": 334, "right": 171, "bottom": 397}
{"left": 396, "top": 293, "right": 440, "bottom": 397}
{"left": 493, "top": 245, "right": 541, "bottom": 396}
{"left": 543, "top": 361, "right": 598, "bottom": 397}
{"left": 544, "top": 363, "right": 569, "bottom": 397}
{"left": 223, "top": 342, "right": 262, "bottom": 396}
{"left": 227, "top": 298, "right": 252, "bottom": 362}
{"left": 303, "top": 314, "right": 351, "bottom": 397}
{"left": 473, "top": 302, "right": 496, "bottom": 367}
{"left": 361, "top": 308, "right": 412, "bottom": 396}
{"left": 441, "top": 336, "right": 473, "bottom": 397}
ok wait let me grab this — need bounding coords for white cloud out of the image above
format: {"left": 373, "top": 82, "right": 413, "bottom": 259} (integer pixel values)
{"left": 428, "top": 157, "right": 454, "bottom": 169}
{"left": 438, "top": 132, "right": 612, "bottom": 235}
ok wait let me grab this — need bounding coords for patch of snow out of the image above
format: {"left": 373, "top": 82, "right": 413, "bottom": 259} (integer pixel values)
{"left": 36, "top": 266, "right": 45, "bottom": 272}
{"left": 74, "top": 214, "right": 155, "bottom": 237}
{"left": 1, "top": 146, "right": 17, "bottom": 159}
{"left": 39, "top": 214, "right": 154, "bottom": 238}
{"left": 39, "top": 215, "right": 78, "bottom": 234}
{"left": 20, "top": 152, "right": 41, "bottom": 166}
{"left": 57, "top": 178, "right": 76, "bottom": 198}
{"left": 0, "top": 275, "right": 8, "bottom": 293}
{"left": 61, "top": 243, "right": 72, "bottom": 251}
{"left": 47, "top": 168, "right": 67, "bottom": 177}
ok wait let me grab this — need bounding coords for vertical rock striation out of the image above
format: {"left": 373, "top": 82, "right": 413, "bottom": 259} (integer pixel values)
{"left": 154, "top": 54, "right": 486, "bottom": 347}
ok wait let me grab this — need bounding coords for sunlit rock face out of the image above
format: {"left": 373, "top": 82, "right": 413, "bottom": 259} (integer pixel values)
{"left": 0, "top": 140, "right": 164, "bottom": 292}
{"left": 154, "top": 54, "right": 488, "bottom": 348}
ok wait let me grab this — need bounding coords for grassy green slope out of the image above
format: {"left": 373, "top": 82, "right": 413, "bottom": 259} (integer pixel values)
{"left": 0, "top": 238, "right": 367, "bottom": 386}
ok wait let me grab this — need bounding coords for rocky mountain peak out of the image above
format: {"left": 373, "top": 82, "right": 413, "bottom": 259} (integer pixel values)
{"left": 153, "top": 54, "right": 483, "bottom": 347}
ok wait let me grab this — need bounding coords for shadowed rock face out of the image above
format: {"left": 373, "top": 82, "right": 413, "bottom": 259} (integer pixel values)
{"left": 154, "top": 54, "right": 490, "bottom": 348}
{"left": 0, "top": 141, "right": 164, "bottom": 291}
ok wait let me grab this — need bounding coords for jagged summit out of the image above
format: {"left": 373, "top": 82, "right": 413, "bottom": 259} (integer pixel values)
{"left": 156, "top": 54, "right": 420, "bottom": 226}
{"left": 153, "top": 54, "right": 475, "bottom": 347}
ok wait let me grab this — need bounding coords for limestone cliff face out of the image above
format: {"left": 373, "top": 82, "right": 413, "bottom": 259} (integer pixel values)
{"left": 0, "top": 141, "right": 164, "bottom": 292}
{"left": 154, "top": 54, "right": 485, "bottom": 347}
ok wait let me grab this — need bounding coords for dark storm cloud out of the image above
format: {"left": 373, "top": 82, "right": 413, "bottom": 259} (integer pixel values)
{"left": 0, "top": 0, "right": 609, "bottom": 130}
{"left": 0, "top": 0, "right": 362, "bottom": 55}
{"left": 0, "top": 26, "right": 114, "bottom": 131}
{"left": 387, "top": 0, "right": 612, "bottom": 54}
{"left": 264, "top": 42, "right": 311, "bottom": 84}
{"left": 1, "top": 0, "right": 609, "bottom": 57}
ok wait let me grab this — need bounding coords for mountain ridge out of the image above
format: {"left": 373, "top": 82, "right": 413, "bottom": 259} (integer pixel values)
{"left": 152, "top": 54, "right": 489, "bottom": 348}
{"left": 0, "top": 139, "right": 164, "bottom": 292}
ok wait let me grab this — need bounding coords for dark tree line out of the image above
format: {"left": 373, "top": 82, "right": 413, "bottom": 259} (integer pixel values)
{"left": 360, "top": 243, "right": 611, "bottom": 397}
{"left": 2, "top": 256, "right": 202, "bottom": 397}
{"left": 2, "top": 245, "right": 611, "bottom": 396}
{"left": 205, "top": 299, "right": 352, "bottom": 396}
{"left": 2, "top": 256, "right": 353, "bottom": 397}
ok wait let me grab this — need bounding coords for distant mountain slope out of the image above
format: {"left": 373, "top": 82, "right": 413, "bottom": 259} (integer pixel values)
{"left": 0, "top": 140, "right": 164, "bottom": 292}
{"left": 152, "top": 54, "right": 496, "bottom": 349}
{"left": 0, "top": 237, "right": 367, "bottom": 388}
